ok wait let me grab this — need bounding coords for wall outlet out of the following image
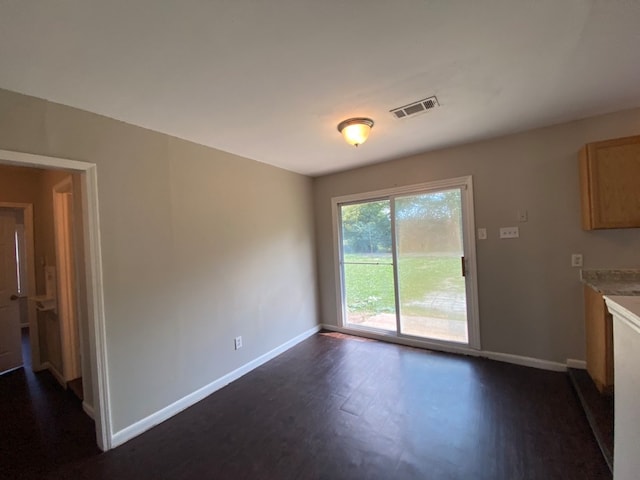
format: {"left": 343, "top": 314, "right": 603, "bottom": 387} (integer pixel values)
{"left": 571, "top": 254, "right": 583, "bottom": 268}
{"left": 234, "top": 336, "right": 243, "bottom": 350}
{"left": 477, "top": 228, "right": 487, "bottom": 240}
{"left": 499, "top": 226, "right": 519, "bottom": 239}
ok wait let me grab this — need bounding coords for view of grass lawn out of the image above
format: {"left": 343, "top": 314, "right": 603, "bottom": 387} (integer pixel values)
{"left": 344, "top": 253, "right": 466, "bottom": 320}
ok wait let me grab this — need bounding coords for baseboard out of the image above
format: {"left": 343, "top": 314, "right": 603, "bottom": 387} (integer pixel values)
{"left": 566, "top": 358, "right": 587, "bottom": 369}
{"left": 41, "top": 361, "right": 67, "bottom": 387}
{"left": 83, "top": 401, "right": 95, "bottom": 419}
{"left": 322, "top": 324, "right": 568, "bottom": 372}
{"left": 0, "top": 365, "right": 23, "bottom": 376}
{"left": 111, "top": 324, "right": 321, "bottom": 448}
{"left": 481, "top": 351, "right": 567, "bottom": 372}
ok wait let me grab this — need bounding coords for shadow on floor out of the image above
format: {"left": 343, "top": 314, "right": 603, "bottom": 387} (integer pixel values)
{"left": 568, "top": 367, "right": 614, "bottom": 472}
{"left": 0, "top": 328, "right": 99, "bottom": 480}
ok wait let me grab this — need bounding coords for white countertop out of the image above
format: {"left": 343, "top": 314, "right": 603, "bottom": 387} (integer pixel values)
{"left": 604, "top": 295, "right": 640, "bottom": 480}
{"left": 605, "top": 296, "right": 640, "bottom": 332}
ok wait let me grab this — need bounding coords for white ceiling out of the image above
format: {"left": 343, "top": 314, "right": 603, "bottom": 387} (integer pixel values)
{"left": 1, "top": 1, "right": 639, "bottom": 176}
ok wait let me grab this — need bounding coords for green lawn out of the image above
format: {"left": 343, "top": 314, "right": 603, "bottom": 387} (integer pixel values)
{"left": 343, "top": 253, "right": 465, "bottom": 319}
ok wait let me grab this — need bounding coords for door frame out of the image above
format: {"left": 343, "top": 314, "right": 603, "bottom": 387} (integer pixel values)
{"left": 0, "top": 149, "right": 112, "bottom": 451}
{"left": 0, "top": 202, "right": 39, "bottom": 368}
{"left": 331, "top": 175, "right": 481, "bottom": 351}
{"left": 52, "top": 176, "right": 82, "bottom": 383}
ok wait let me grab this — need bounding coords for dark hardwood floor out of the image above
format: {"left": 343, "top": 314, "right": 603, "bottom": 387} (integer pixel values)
{"left": 0, "top": 329, "right": 100, "bottom": 480}
{"left": 2, "top": 331, "right": 610, "bottom": 479}
{"left": 568, "top": 368, "right": 614, "bottom": 472}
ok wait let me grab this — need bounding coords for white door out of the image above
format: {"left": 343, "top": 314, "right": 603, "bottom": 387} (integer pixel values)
{"left": 0, "top": 209, "right": 22, "bottom": 373}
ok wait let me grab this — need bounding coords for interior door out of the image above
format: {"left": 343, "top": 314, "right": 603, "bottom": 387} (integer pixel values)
{"left": 0, "top": 209, "right": 22, "bottom": 373}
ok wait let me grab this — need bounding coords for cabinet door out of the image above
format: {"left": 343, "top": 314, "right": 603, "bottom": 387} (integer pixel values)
{"left": 584, "top": 286, "right": 614, "bottom": 394}
{"left": 580, "top": 135, "right": 640, "bottom": 230}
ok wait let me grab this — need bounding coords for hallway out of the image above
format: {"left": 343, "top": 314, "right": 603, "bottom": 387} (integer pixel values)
{"left": 0, "top": 329, "right": 99, "bottom": 480}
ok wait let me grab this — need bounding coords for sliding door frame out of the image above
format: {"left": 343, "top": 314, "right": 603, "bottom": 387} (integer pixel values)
{"left": 331, "top": 176, "right": 481, "bottom": 351}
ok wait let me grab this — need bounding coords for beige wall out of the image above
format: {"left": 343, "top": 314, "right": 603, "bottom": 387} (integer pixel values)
{"left": 314, "top": 108, "right": 640, "bottom": 364}
{"left": 0, "top": 164, "right": 42, "bottom": 295}
{"left": 0, "top": 164, "right": 42, "bottom": 202}
{"left": 0, "top": 88, "right": 319, "bottom": 432}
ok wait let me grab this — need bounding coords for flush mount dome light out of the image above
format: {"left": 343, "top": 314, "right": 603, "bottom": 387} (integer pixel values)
{"left": 337, "top": 117, "right": 374, "bottom": 147}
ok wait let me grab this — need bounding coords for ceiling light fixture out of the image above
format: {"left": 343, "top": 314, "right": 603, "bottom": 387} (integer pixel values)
{"left": 337, "top": 117, "right": 374, "bottom": 147}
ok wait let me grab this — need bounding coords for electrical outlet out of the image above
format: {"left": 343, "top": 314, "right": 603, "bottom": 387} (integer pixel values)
{"left": 234, "top": 336, "right": 243, "bottom": 350}
{"left": 499, "top": 226, "right": 519, "bottom": 239}
{"left": 477, "top": 228, "right": 487, "bottom": 240}
{"left": 571, "top": 254, "right": 583, "bottom": 268}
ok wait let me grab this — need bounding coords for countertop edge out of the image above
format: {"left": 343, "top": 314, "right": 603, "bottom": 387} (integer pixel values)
{"left": 580, "top": 269, "right": 640, "bottom": 295}
{"left": 604, "top": 296, "right": 640, "bottom": 334}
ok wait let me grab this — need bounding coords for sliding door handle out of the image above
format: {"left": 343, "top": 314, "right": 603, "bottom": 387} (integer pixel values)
{"left": 461, "top": 256, "right": 466, "bottom": 277}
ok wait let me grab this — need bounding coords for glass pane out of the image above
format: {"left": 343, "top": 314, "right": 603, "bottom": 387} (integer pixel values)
{"left": 343, "top": 260, "right": 396, "bottom": 331}
{"left": 341, "top": 200, "right": 395, "bottom": 331}
{"left": 395, "top": 189, "right": 468, "bottom": 343}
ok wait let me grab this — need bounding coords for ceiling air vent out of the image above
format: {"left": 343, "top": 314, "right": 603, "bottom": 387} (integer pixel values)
{"left": 390, "top": 96, "right": 439, "bottom": 119}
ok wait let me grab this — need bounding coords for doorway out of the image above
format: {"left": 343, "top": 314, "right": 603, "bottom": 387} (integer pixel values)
{"left": 0, "top": 208, "right": 24, "bottom": 373}
{"left": 0, "top": 149, "right": 111, "bottom": 451}
{"left": 333, "top": 176, "right": 480, "bottom": 350}
{"left": 0, "top": 204, "right": 37, "bottom": 371}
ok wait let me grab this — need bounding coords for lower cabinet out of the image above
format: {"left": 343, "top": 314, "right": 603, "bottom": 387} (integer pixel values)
{"left": 584, "top": 285, "right": 614, "bottom": 394}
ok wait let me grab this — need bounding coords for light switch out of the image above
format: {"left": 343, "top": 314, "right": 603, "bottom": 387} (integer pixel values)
{"left": 477, "top": 228, "right": 487, "bottom": 240}
{"left": 517, "top": 210, "right": 528, "bottom": 222}
{"left": 571, "top": 254, "right": 583, "bottom": 267}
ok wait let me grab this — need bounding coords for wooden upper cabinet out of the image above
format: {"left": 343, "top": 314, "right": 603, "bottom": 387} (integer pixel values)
{"left": 579, "top": 134, "right": 640, "bottom": 230}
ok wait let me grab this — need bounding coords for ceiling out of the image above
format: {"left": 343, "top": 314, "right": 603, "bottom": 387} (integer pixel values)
{"left": 1, "top": 1, "right": 639, "bottom": 176}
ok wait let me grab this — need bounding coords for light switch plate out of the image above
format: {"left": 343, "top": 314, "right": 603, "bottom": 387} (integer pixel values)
{"left": 477, "top": 228, "right": 487, "bottom": 240}
{"left": 517, "top": 210, "right": 528, "bottom": 222}
{"left": 571, "top": 254, "right": 583, "bottom": 267}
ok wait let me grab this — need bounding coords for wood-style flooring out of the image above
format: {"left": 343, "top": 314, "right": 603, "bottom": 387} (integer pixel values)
{"left": 568, "top": 367, "right": 614, "bottom": 472}
{"left": 2, "top": 331, "right": 610, "bottom": 479}
{"left": 0, "top": 329, "right": 100, "bottom": 480}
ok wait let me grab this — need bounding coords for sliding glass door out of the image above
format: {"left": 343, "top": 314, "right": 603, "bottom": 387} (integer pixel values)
{"left": 340, "top": 199, "right": 396, "bottom": 331}
{"left": 395, "top": 190, "right": 467, "bottom": 343}
{"left": 336, "top": 177, "right": 479, "bottom": 348}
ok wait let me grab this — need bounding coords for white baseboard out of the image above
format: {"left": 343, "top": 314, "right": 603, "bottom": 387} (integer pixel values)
{"left": 111, "top": 325, "right": 321, "bottom": 448}
{"left": 481, "top": 350, "right": 567, "bottom": 372}
{"left": 0, "top": 365, "right": 23, "bottom": 376}
{"left": 322, "top": 324, "right": 569, "bottom": 372}
{"left": 83, "top": 401, "right": 95, "bottom": 419}
{"left": 566, "top": 358, "right": 587, "bottom": 369}
{"left": 41, "top": 361, "right": 67, "bottom": 387}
